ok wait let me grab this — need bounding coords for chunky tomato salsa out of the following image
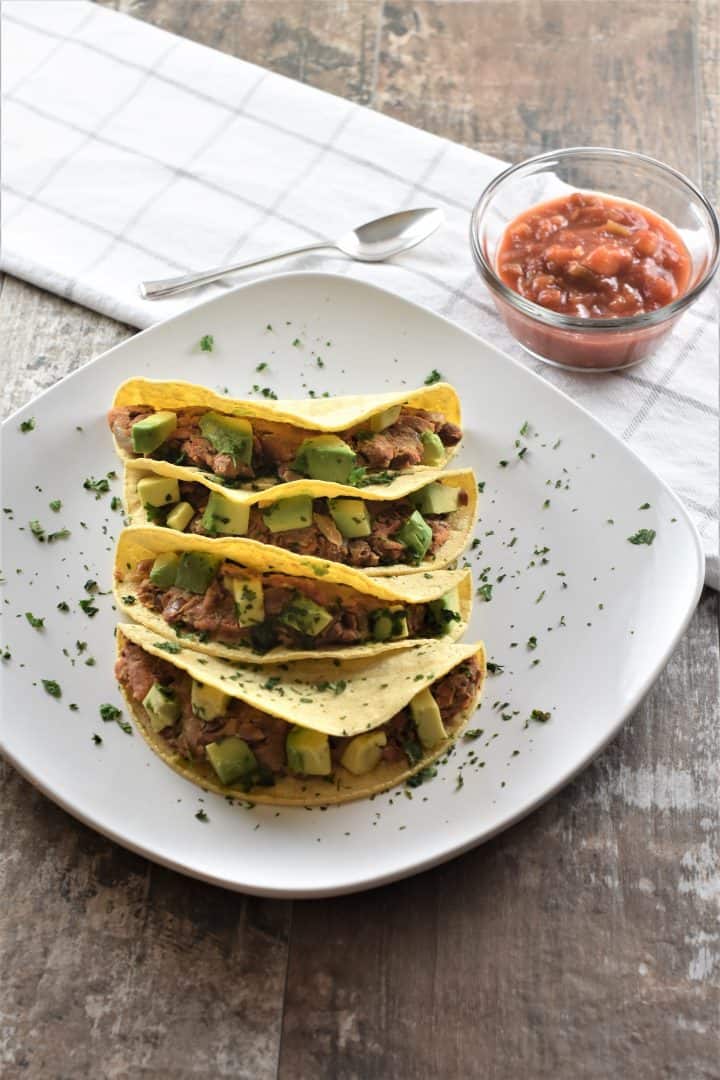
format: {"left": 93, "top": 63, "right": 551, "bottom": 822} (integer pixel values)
{"left": 497, "top": 192, "right": 691, "bottom": 319}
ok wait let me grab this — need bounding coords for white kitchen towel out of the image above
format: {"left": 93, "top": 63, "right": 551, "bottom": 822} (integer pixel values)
{"left": 2, "top": 0, "right": 718, "bottom": 586}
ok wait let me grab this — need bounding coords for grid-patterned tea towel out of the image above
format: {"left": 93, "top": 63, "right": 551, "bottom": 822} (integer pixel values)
{"left": 2, "top": 0, "right": 717, "bottom": 586}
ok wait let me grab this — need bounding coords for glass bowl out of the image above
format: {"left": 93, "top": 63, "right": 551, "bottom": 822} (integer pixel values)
{"left": 470, "top": 147, "right": 719, "bottom": 372}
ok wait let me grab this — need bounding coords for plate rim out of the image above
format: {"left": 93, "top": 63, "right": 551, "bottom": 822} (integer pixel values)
{"left": 1, "top": 270, "right": 706, "bottom": 897}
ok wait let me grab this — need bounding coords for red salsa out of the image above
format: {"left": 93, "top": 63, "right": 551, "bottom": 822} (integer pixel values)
{"left": 497, "top": 192, "right": 691, "bottom": 319}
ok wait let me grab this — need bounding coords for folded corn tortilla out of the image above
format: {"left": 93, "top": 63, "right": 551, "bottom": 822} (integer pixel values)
{"left": 116, "top": 622, "right": 486, "bottom": 806}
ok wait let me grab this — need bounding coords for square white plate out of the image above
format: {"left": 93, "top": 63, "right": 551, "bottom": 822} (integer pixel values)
{"left": 0, "top": 273, "right": 703, "bottom": 897}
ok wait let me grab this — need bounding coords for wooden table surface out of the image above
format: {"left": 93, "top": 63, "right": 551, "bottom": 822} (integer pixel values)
{"left": 2, "top": 2, "right": 718, "bottom": 1077}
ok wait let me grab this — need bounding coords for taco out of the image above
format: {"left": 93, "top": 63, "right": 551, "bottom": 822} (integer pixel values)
{"left": 115, "top": 622, "right": 486, "bottom": 805}
{"left": 114, "top": 526, "right": 472, "bottom": 663}
{"left": 108, "top": 379, "right": 462, "bottom": 489}
{"left": 123, "top": 460, "right": 477, "bottom": 576}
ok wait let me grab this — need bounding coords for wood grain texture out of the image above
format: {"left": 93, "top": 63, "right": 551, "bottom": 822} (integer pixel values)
{"left": 2, "top": 2, "right": 719, "bottom": 1078}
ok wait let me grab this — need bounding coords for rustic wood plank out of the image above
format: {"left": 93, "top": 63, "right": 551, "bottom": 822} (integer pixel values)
{"left": 278, "top": 590, "right": 720, "bottom": 1080}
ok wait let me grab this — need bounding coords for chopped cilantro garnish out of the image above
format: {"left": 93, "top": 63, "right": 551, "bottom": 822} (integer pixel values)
{"left": 486, "top": 662, "right": 504, "bottom": 674}
{"left": 110, "top": 496, "right": 123, "bottom": 512}
{"left": 519, "top": 420, "right": 530, "bottom": 436}
{"left": 628, "top": 528, "right": 656, "bottom": 546}
{"left": 463, "top": 729, "right": 483, "bottom": 740}
{"left": 292, "top": 338, "right": 301, "bottom": 347}
{"left": 195, "top": 809, "right": 209, "bottom": 822}
{"left": 424, "top": 369, "right": 443, "bottom": 385}
{"left": 477, "top": 583, "right": 493, "bottom": 602}
{"left": 256, "top": 362, "right": 268, "bottom": 372}
{"left": 20, "top": 417, "right": 36, "bottom": 432}
{"left": 83, "top": 476, "right": 110, "bottom": 496}
{"left": 79, "top": 599, "right": 98, "bottom": 617}
{"left": 84, "top": 580, "right": 98, "bottom": 593}
{"left": 543, "top": 499, "right": 550, "bottom": 509}
{"left": 29, "top": 520, "right": 45, "bottom": 541}
{"left": 99, "top": 703, "right": 121, "bottom": 722}
{"left": 407, "top": 765, "right": 438, "bottom": 788}
{"left": 155, "top": 641, "right": 181, "bottom": 654}
{"left": 42, "top": 679, "right": 61, "bottom": 698}
{"left": 638, "top": 502, "right": 651, "bottom": 510}
{"left": 530, "top": 709, "right": 551, "bottom": 723}
{"left": 49, "top": 499, "right": 62, "bottom": 512}
{"left": 535, "top": 590, "right": 545, "bottom": 604}
{"left": 477, "top": 481, "right": 485, "bottom": 493}
{"left": 47, "top": 528, "right": 71, "bottom": 543}
{"left": 57, "top": 601, "right": 69, "bottom": 612}
{"left": 260, "top": 387, "right": 278, "bottom": 399}
{"left": 526, "top": 635, "right": 537, "bottom": 650}
{"left": 25, "top": 612, "right": 44, "bottom": 630}
{"left": 200, "top": 334, "right": 214, "bottom": 352}
{"left": 92, "top": 734, "right": 103, "bottom": 745}
{"left": 455, "top": 773, "right": 464, "bottom": 791}
{"left": 498, "top": 460, "right": 508, "bottom": 468}
{"left": 121, "top": 595, "right": 136, "bottom": 605}
{"left": 470, "top": 538, "right": 480, "bottom": 550}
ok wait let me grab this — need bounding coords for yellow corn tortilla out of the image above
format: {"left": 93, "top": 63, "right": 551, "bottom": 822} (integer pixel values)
{"left": 115, "top": 526, "right": 472, "bottom": 662}
{"left": 116, "top": 622, "right": 487, "bottom": 806}
{"left": 123, "top": 461, "right": 478, "bottom": 576}
{"left": 111, "top": 377, "right": 461, "bottom": 431}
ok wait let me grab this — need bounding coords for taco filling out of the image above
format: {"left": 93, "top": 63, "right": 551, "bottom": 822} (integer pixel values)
{"left": 107, "top": 404, "right": 462, "bottom": 486}
{"left": 116, "top": 638, "right": 481, "bottom": 788}
{"left": 134, "top": 476, "right": 467, "bottom": 569}
{"left": 124, "top": 553, "right": 463, "bottom": 653}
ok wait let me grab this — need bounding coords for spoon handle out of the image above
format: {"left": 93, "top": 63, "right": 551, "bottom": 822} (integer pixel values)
{"left": 140, "top": 241, "right": 333, "bottom": 299}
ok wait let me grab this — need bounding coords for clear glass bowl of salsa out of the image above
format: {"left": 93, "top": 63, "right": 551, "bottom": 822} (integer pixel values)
{"left": 470, "top": 147, "right": 719, "bottom": 371}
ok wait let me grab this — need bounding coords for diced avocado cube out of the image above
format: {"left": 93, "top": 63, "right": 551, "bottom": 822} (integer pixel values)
{"left": 174, "top": 551, "right": 220, "bottom": 594}
{"left": 410, "top": 482, "right": 460, "bottom": 516}
{"left": 206, "top": 737, "right": 258, "bottom": 785}
{"left": 223, "top": 573, "right": 265, "bottom": 626}
{"left": 149, "top": 552, "right": 181, "bottom": 588}
{"left": 131, "top": 411, "right": 177, "bottom": 455}
{"left": 142, "top": 683, "right": 180, "bottom": 733}
{"left": 370, "top": 606, "right": 409, "bottom": 642}
{"left": 191, "top": 679, "right": 230, "bottom": 721}
{"left": 293, "top": 435, "right": 357, "bottom": 484}
{"left": 420, "top": 431, "right": 445, "bottom": 466}
{"left": 166, "top": 501, "right": 194, "bottom": 531}
{"left": 428, "top": 586, "right": 462, "bottom": 636}
{"left": 366, "top": 405, "right": 401, "bottom": 433}
{"left": 286, "top": 726, "right": 331, "bottom": 775}
{"left": 279, "top": 594, "right": 333, "bottom": 637}
{"left": 137, "top": 475, "right": 180, "bottom": 508}
{"left": 410, "top": 687, "right": 447, "bottom": 749}
{"left": 340, "top": 731, "right": 387, "bottom": 775}
{"left": 198, "top": 412, "right": 253, "bottom": 465}
{"left": 261, "top": 494, "right": 313, "bottom": 534}
{"left": 396, "top": 510, "right": 433, "bottom": 561}
{"left": 201, "top": 491, "right": 250, "bottom": 536}
{"left": 328, "top": 497, "right": 371, "bottom": 538}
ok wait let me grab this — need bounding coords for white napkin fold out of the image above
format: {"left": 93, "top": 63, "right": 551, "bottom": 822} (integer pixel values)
{"left": 2, "top": 0, "right": 717, "bottom": 586}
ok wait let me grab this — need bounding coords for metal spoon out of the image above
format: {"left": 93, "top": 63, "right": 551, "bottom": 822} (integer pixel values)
{"left": 139, "top": 207, "right": 444, "bottom": 300}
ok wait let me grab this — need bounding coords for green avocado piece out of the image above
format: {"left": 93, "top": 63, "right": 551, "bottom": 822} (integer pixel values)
{"left": 340, "top": 731, "right": 387, "bottom": 775}
{"left": 279, "top": 593, "right": 333, "bottom": 637}
{"left": 328, "top": 497, "right": 371, "bottom": 538}
{"left": 366, "top": 404, "right": 401, "bottom": 433}
{"left": 420, "top": 431, "right": 445, "bottom": 466}
{"left": 131, "top": 411, "right": 177, "bottom": 455}
{"left": 198, "top": 412, "right": 253, "bottom": 465}
{"left": 261, "top": 494, "right": 313, "bottom": 534}
{"left": 166, "top": 501, "right": 194, "bottom": 531}
{"left": 137, "top": 475, "right": 180, "bottom": 508}
{"left": 191, "top": 679, "right": 230, "bottom": 720}
{"left": 293, "top": 435, "right": 357, "bottom": 484}
{"left": 410, "top": 482, "right": 460, "bottom": 516}
{"left": 206, "top": 737, "right": 258, "bottom": 785}
{"left": 370, "top": 605, "right": 409, "bottom": 642}
{"left": 410, "top": 687, "right": 447, "bottom": 749}
{"left": 149, "top": 552, "right": 180, "bottom": 588}
{"left": 201, "top": 491, "right": 250, "bottom": 536}
{"left": 428, "top": 586, "right": 462, "bottom": 636}
{"left": 223, "top": 572, "right": 265, "bottom": 626}
{"left": 142, "top": 683, "right": 180, "bottom": 733}
{"left": 286, "top": 726, "right": 332, "bottom": 775}
{"left": 174, "top": 551, "right": 220, "bottom": 594}
{"left": 396, "top": 510, "right": 433, "bottom": 561}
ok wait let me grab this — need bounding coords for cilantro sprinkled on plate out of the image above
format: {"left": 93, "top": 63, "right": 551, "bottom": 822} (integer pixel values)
{"left": 628, "top": 528, "right": 656, "bottom": 546}
{"left": 42, "top": 679, "right": 61, "bottom": 698}
{"left": 477, "top": 583, "right": 493, "bottom": 602}
{"left": 20, "top": 418, "right": 35, "bottom": 433}
{"left": 49, "top": 499, "right": 62, "bottom": 512}
{"left": 530, "top": 709, "right": 551, "bottom": 723}
{"left": 79, "top": 599, "right": 98, "bottom": 617}
{"left": 424, "top": 369, "right": 442, "bottom": 385}
{"left": 25, "top": 612, "right": 44, "bottom": 630}
{"left": 195, "top": 809, "right": 209, "bottom": 822}
{"left": 200, "top": 334, "right": 214, "bottom": 352}
{"left": 83, "top": 476, "right": 110, "bottom": 497}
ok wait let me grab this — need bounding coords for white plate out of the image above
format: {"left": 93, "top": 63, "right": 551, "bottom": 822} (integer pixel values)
{"left": 0, "top": 273, "right": 703, "bottom": 897}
